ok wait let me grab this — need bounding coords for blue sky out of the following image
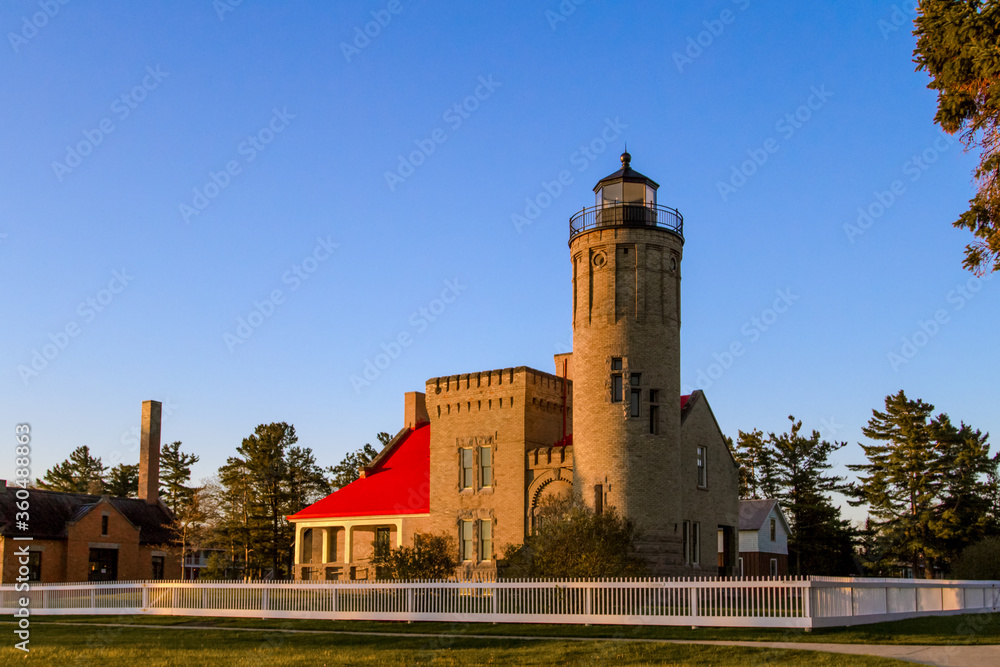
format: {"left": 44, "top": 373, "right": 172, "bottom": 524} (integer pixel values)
{"left": 2, "top": 1, "right": 996, "bottom": 523}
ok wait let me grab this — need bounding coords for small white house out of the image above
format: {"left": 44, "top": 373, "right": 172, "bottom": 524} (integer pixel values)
{"left": 736, "top": 499, "right": 790, "bottom": 577}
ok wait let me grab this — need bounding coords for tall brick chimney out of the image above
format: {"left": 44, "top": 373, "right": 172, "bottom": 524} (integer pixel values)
{"left": 139, "top": 400, "right": 162, "bottom": 505}
{"left": 404, "top": 391, "right": 428, "bottom": 429}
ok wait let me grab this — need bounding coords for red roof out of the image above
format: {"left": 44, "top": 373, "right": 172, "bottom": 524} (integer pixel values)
{"left": 681, "top": 394, "right": 691, "bottom": 410}
{"left": 288, "top": 423, "right": 430, "bottom": 520}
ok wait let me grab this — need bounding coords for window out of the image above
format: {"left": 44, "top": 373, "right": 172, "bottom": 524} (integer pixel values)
{"left": 301, "top": 528, "right": 313, "bottom": 564}
{"left": 479, "top": 447, "right": 492, "bottom": 487}
{"left": 26, "top": 552, "right": 41, "bottom": 582}
{"left": 629, "top": 373, "right": 641, "bottom": 417}
{"left": 770, "top": 518, "right": 776, "bottom": 542}
{"left": 461, "top": 520, "right": 474, "bottom": 561}
{"left": 479, "top": 520, "right": 492, "bottom": 561}
{"left": 691, "top": 522, "right": 700, "bottom": 565}
{"left": 648, "top": 390, "right": 660, "bottom": 434}
{"left": 770, "top": 558, "right": 778, "bottom": 577}
{"left": 682, "top": 520, "right": 690, "bottom": 564}
{"left": 460, "top": 448, "right": 473, "bottom": 489}
{"left": 88, "top": 548, "right": 118, "bottom": 582}
{"left": 375, "top": 527, "right": 390, "bottom": 560}
{"left": 151, "top": 555, "right": 164, "bottom": 580}
{"left": 594, "top": 484, "right": 603, "bottom": 515}
{"left": 611, "top": 357, "right": 623, "bottom": 402}
{"left": 101, "top": 515, "right": 109, "bottom": 536}
{"left": 696, "top": 446, "right": 707, "bottom": 487}
{"left": 738, "top": 557, "right": 744, "bottom": 577}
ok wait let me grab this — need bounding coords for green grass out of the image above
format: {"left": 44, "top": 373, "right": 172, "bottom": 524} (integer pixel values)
{"left": 0, "top": 623, "right": 914, "bottom": 666}
{"left": 19, "top": 611, "right": 1000, "bottom": 645}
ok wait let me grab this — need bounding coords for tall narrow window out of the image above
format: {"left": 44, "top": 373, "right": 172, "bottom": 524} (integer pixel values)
{"left": 479, "top": 520, "right": 492, "bottom": 561}
{"left": 27, "top": 552, "right": 41, "bottom": 582}
{"left": 375, "top": 527, "right": 390, "bottom": 560}
{"left": 682, "top": 520, "right": 690, "bottom": 564}
{"left": 770, "top": 518, "right": 776, "bottom": 542}
{"left": 461, "top": 520, "right": 474, "bottom": 561}
{"left": 648, "top": 390, "right": 660, "bottom": 434}
{"left": 594, "top": 484, "right": 603, "bottom": 515}
{"left": 101, "top": 515, "right": 109, "bottom": 536}
{"left": 697, "top": 446, "right": 707, "bottom": 487}
{"left": 629, "top": 373, "right": 641, "bottom": 417}
{"left": 692, "top": 522, "right": 700, "bottom": 565}
{"left": 460, "top": 448, "right": 473, "bottom": 489}
{"left": 770, "top": 558, "right": 778, "bottom": 577}
{"left": 151, "top": 555, "right": 164, "bottom": 580}
{"left": 611, "top": 357, "right": 623, "bottom": 402}
{"left": 479, "top": 447, "right": 492, "bottom": 487}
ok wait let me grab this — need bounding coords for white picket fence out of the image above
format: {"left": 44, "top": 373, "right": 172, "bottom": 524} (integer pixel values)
{"left": 3, "top": 576, "right": 997, "bottom": 629}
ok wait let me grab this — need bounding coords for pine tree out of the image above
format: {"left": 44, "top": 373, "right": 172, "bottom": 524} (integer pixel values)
{"left": 37, "top": 445, "right": 107, "bottom": 493}
{"left": 731, "top": 429, "right": 767, "bottom": 499}
{"left": 849, "top": 391, "right": 946, "bottom": 577}
{"left": 931, "top": 417, "right": 995, "bottom": 558}
{"left": 914, "top": 0, "right": 1000, "bottom": 273}
{"left": 326, "top": 432, "right": 390, "bottom": 490}
{"left": 757, "top": 417, "right": 857, "bottom": 575}
{"left": 159, "top": 441, "right": 200, "bottom": 514}
{"left": 105, "top": 463, "right": 138, "bottom": 497}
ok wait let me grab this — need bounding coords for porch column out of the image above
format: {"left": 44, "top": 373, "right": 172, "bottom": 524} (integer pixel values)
{"left": 321, "top": 527, "right": 330, "bottom": 564}
{"left": 344, "top": 525, "right": 353, "bottom": 564}
{"left": 293, "top": 524, "right": 304, "bottom": 565}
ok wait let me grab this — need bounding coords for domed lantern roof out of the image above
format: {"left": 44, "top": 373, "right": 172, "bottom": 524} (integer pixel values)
{"left": 593, "top": 151, "right": 659, "bottom": 208}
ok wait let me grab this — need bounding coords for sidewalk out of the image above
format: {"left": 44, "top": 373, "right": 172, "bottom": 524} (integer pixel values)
{"left": 661, "top": 640, "right": 1000, "bottom": 667}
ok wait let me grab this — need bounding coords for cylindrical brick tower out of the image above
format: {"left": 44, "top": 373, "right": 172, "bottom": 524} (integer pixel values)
{"left": 569, "top": 152, "right": 684, "bottom": 573}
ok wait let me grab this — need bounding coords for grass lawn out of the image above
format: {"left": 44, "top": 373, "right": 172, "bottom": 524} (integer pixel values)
{"left": 23, "top": 610, "right": 1000, "bottom": 645}
{"left": 0, "top": 622, "right": 914, "bottom": 666}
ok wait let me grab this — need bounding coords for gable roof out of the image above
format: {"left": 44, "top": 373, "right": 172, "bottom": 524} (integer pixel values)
{"left": 739, "top": 499, "right": 791, "bottom": 534}
{"left": 0, "top": 486, "right": 175, "bottom": 544}
{"left": 288, "top": 423, "right": 431, "bottom": 521}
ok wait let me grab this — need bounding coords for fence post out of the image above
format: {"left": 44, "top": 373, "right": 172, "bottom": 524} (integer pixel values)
{"left": 407, "top": 587, "right": 413, "bottom": 615}
{"left": 689, "top": 583, "right": 699, "bottom": 624}
{"left": 262, "top": 587, "right": 270, "bottom": 614}
{"left": 802, "top": 579, "right": 811, "bottom": 624}
{"left": 142, "top": 585, "right": 148, "bottom": 610}
{"left": 172, "top": 587, "right": 179, "bottom": 611}
{"left": 585, "top": 585, "right": 592, "bottom": 618}
{"left": 90, "top": 588, "right": 95, "bottom": 610}
{"left": 42, "top": 589, "right": 48, "bottom": 611}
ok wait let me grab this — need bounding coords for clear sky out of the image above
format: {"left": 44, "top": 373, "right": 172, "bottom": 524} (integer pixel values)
{"left": 2, "top": 1, "right": 996, "bottom": 524}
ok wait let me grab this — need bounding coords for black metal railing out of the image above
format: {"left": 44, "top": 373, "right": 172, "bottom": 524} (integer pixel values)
{"left": 569, "top": 203, "right": 683, "bottom": 242}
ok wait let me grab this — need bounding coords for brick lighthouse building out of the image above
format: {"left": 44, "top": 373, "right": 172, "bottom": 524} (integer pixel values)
{"left": 569, "top": 151, "right": 686, "bottom": 573}
{"left": 290, "top": 154, "right": 739, "bottom": 580}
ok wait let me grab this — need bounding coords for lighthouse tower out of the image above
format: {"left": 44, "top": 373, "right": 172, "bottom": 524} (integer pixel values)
{"left": 569, "top": 152, "right": 684, "bottom": 573}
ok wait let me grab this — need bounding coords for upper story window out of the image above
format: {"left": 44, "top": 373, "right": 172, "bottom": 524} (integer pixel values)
{"left": 611, "top": 357, "right": 623, "bottom": 402}
{"left": 648, "top": 389, "right": 660, "bottom": 434}
{"left": 696, "top": 446, "right": 707, "bottom": 487}
{"left": 770, "top": 518, "right": 777, "bottom": 542}
{"left": 460, "top": 448, "right": 473, "bottom": 490}
{"left": 479, "top": 446, "right": 492, "bottom": 487}
{"left": 27, "top": 552, "right": 41, "bottom": 581}
{"left": 629, "top": 373, "right": 641, "bottom": 417}
{"left": 101, "top": 515, "right": 109, "bottom": 536}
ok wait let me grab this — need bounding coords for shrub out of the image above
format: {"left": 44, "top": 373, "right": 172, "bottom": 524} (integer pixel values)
{"left": 371, "top": 532, "right": 458, "bottom": 580}
{"left": 951, "top": 536, "right": 1000, "bottom": 580}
